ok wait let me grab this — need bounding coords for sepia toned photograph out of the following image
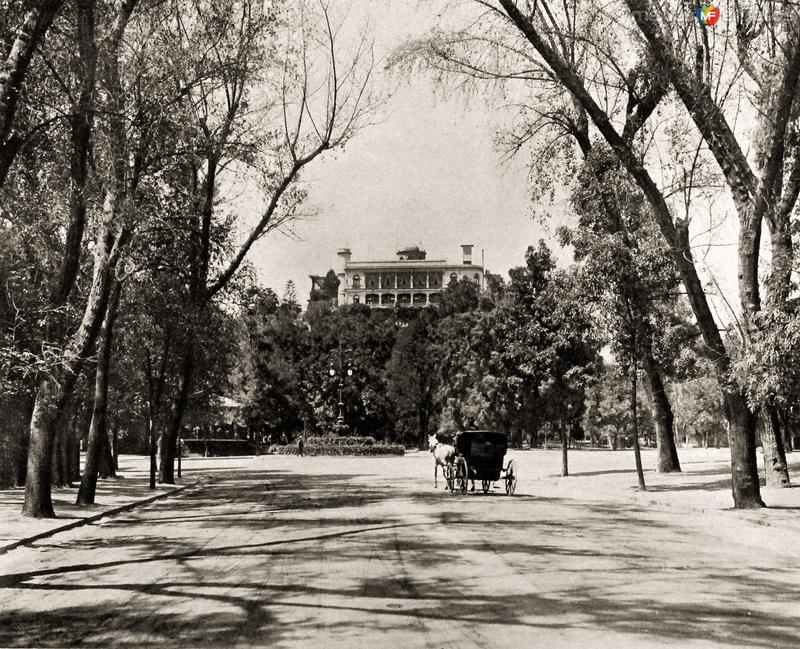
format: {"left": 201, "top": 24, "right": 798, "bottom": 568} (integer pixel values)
{"left": 1, "top": 0, "right": 798, "bottom": 647}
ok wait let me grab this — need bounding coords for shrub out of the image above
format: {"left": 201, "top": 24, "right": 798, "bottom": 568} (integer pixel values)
{"left": 275, "top": 443, "right": 404, "bottom": 456}
{"left": 306, "top": 435, "right": 375, "bottom": 446}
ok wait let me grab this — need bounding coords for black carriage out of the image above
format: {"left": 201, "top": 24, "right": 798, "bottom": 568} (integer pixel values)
{"left": 447, "top": 430, "right": 517, "bottom": 495}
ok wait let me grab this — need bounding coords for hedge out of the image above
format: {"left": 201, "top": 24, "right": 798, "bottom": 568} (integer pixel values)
{"left": 275, "top": 443, "right": 404, "bottom": 456}
{"left": 305, "top": 435, "right": 376, "bottom": 446}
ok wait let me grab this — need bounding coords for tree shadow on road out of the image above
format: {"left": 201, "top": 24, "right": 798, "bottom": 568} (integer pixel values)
{"left": 641, "top": 478, "right": 733, "bottom": 493}
{"left": 1, "top": 466, "right": 798, "bottom": 648}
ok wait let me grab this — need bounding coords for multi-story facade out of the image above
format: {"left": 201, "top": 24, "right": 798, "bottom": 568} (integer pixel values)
{"left": 335, "top": 244, "right": 484, "bottom": 308}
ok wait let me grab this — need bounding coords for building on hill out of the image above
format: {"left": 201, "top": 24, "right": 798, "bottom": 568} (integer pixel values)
{"left": 307, "top": 269, "right": 340, "bottom": 312}
{"left": 331, "top": 244, "right": 484, "bottom": 308}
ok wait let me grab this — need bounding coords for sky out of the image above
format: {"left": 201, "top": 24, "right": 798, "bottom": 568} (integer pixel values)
{"left": 247, "top": 1, "right": 563, "bottom": 300}
{"left": 244, "top": 0, "right": 746, "bottom": 320}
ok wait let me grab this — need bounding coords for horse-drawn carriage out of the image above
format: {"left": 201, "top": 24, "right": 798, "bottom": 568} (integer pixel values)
{"left": 429, "top": 430, "right": 518, "bottom": 495}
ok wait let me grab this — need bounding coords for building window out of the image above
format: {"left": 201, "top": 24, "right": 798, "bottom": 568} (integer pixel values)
{"left": 429, "top": 272, "right": 443, "bottom": 289}
{"left": 352, "top": 274, "right": 361, "bottom": 289}
{"left": 397, "top": 272, "right": 411, "bottom": 289}
{"left": 366, "top": 273, "right": 380, "bottom": 290}
{"left": 398, "top": 293, "right": 411, "bottom": 305}
{"left": 413, "top": 271, "right": 427, "bottom": 288}
{"left": 382, "top": 293, "right": 396, "bottom": 305}
{"left": 366, "top": 293, "right": 379, "bottom": 305}
{"left": 413, "top": 293, "right": 426, "bottom": 305}
{"left": 474, "top": 273, "right": 480, "bottom": 283}
{"left": 353, "top": 295, "right": 360, "bottom": 304}
{"left": 381, "top": 272, "right": 396, "bottom": 289}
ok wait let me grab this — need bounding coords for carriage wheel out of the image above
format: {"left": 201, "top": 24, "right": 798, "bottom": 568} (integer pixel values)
{"left": 456, "top": 458, "right": 468, "bottom": 494}
{"left": 505, "top": 459, "right": 518, "bottom": 495}
{"left": 481, "top": 479, "right": 491, "bottom": 494}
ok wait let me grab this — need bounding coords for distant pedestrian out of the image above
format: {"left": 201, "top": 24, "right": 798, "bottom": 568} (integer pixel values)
{"left": 298, "top": 437, "right": 304, "bottom": 456}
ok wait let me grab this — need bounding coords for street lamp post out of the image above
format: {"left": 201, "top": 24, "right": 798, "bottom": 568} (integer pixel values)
{"left": 329, "top": 346, "right": 353, "bottom": 428}
{"left": 561, "top": 401, "right": 572, "bottom": 477}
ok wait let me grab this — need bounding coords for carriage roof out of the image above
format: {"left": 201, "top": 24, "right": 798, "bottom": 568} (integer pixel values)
{"left": 455, "top": 430, "right": 508, "bottom": 462}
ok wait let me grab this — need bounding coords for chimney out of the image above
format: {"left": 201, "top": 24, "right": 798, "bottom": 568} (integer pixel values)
{"left": 337, "top": 247, "right": 352, "bottom": 265}
{"left": 461, "top": 244, "right": 473, "bottom": 265}
{"left": 336, "top": 248, "right": 352, "bottom": 304}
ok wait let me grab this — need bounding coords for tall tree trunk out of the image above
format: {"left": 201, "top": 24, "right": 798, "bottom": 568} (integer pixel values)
{"left": 14, "top": 399, "right": 30, "bottom": 487}
{"left": 62, "top": 426, "right": 73, "bottom": 486}
{"left": 676, "top": 223, "right": 761, "bottom": 507}
{"left": 145, "top": 329, "right": 171, "bottom": 488}
{"left": 176, "top": 426, "right": 182, "bottom": 479}
{"left": 50, "top": 399, "right": 76, "bottom": 488}
{"left": 148, "top": 420, "right": 157, "bottom": 489}
{"left": 630, "top": 369, "right": 646, "bottom": 490}
{"left": 159, "top": 340, "right": 194, "bottom": 484}
{"left": 496, "top": 0, "right": 763, "bottom": 511}
{"left": 51, "top": 0, "right": 97, "bottom": 306}
{"left": 620, "top": 0, "right": 799, "bottom": 500}
{"left": 72, "top": 0, "right": 140, "bottom": 502}
{"left": 760, "top": 406, "right": 790, "bottom": 488}
{"left": 641, "top": 353, "right": 681, "bottom": 472}
{"left": 51, "top": 422, "right": 66, "bottom": 488}
{"left": 98, "top": 429, "right": 115, "bottom": 479}
{"left": 0, "top": 431, "right": 8, "bottom": 490}
{"left": 67, "top": 413, "right": 80, "bottom": 484}
{"left": 780, "top": 409, "right": 794, "bottom": 453}
{"left": 77, "top": 279, "right": 121, "bottom": 505}
{"left": 4, "top": 393, "right": 32, "bottom": 487}
{"left": 418, "top": 406, "right": 429, "bottom": 444}
{"left": 560, "top": 419, "right": 568, "bottom": 477}
{"left": 0, "top": 398, "right": 12, "bottom": 489}
{"left": 22, "top": 225, "right": 123, "bottom": 517}
{"left": 111, "top": 421, "right": 119, "bottom": 471}
{"left": 0, "top": 437, "right": 9, "bottom": 490}
{"left": 765, "top": 213, "right": 794, "bottom": 309}
{"left": 19, "top": 0, "right": 102, "bottom": 519}
{"left": 24, "top": 382, "right": 63, "bottom": 517}
{"left": 723, "top": 391, "right": 764, "bottom": 508}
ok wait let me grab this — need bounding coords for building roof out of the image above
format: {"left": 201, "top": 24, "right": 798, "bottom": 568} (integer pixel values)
{"left": 345, "top": 260, "right": 483, "bottom": 270}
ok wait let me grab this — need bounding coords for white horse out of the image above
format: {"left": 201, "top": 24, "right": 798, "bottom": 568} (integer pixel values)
{"left": 429, "top": 434, "right": 456, "bottom": 488}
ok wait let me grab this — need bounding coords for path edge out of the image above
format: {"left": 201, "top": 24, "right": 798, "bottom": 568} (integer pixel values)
{"left": 0, "top": 483, "right": 192, "bottom": 556}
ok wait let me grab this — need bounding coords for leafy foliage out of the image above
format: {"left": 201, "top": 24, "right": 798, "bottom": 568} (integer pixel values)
{"left": 275, "top": 443, "right": 404, "bottom": 456}
{"left": 434, "top": 242, "right": 600, "bottom": 445}
{"left": 583, "top": 366, "right": 655, "bottom": 449}
{"left": 668, "top": 378, "right": 726, "bottom": 448}
{"left": 387, "top": 313, "right": 438, "bottom": 445}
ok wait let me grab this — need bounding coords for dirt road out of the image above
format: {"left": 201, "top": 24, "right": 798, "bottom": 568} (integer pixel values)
{"left": 1, "top": 451, "right": 798, "bottom": 648}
